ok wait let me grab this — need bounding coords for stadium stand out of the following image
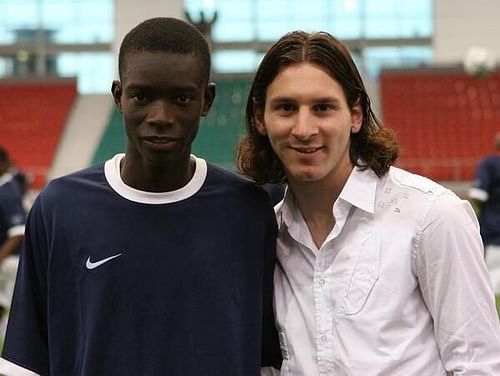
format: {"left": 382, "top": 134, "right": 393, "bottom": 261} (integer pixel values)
{"left": 91, "top": 106, "right": 125, "bottom": 165}
{"left": 0, "top": 78, "right": 77, "bottom": 189}
{"left": 192, "top": 77, "right": 250, "bottom": 169}
{"left": 380, "top": 67, "right": 500, "bottom": 182}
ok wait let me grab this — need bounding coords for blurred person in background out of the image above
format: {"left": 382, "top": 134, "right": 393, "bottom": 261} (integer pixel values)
{"left": 469, "top": 132, "right": 500, "bottom": 295}
{"left": 0, "top": 17, "right": 280, "bottom": 376}
{"left": 0, "top": 147, "right": 32, "bottom": 198}
{"left": 9, "top": 165, "right": 32, "bottom": 198}
{"left": 0, "top": 146, "right": 26, "bottom": 338}
{"left": 238, "top": 30, "right": 500, "bottom": 375}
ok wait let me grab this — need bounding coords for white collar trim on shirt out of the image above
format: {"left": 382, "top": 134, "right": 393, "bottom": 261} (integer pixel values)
{"left": 276, "top": 166, "right": 379, "bottom": 230}
{"left": 104, "top": 153, "right": 207, "bottom": 204}
{"left": 0, "top": 172, "right": 14, "bottom": 188}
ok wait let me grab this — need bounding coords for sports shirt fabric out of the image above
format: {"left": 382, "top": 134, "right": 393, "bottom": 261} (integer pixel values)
{"left": 268, "top": 166, "right": 500, "bottom": 375}
{"left": 0, "top": 154, "right": 280, "bottom": 376}
{"left": 469, "top": 155, "right": 500, "bottom": 246}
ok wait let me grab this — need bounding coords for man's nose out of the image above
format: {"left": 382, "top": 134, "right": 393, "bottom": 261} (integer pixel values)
{"left": 147, "top": 100, "right": 175, "bottom": 126}
{"left": 291, "top": 109, "right": 318, "bottom": 140}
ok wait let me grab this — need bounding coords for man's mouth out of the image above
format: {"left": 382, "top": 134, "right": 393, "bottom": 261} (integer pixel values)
{"left": 292, "top": 146, "right": 322, "bottom": 154}
{"left": 142, "top": 136, "right": 179, "bottom": 150}
{"left": 143, "top": 136, "right": 176, "bottom": 144}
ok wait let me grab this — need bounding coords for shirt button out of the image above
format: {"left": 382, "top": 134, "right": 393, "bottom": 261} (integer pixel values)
{"left": 319, "top": 278, "right": 325, "bottom": 286}
{"left": 321, "top": 335, "right": 327, "bottom": 342}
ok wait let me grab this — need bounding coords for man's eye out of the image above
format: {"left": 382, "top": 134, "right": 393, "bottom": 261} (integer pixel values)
{"left": 278, "top": 103, "right": 294, "bottom": 112}
{"left": 132, "top": 93, "right": 148, "bottom": 104}
{"left": 176, "top": 95, "right": 191, "bottom": 104}
{"left": 314, "top": 103, "right": 333, "bottom": 112}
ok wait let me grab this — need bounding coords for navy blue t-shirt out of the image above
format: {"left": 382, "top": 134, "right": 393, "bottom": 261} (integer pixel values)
{"left": 471, "top": 155, "right": 500, "bottom": 246}
{"left": 1, "top": 155, "right": 280, "bottom": 375}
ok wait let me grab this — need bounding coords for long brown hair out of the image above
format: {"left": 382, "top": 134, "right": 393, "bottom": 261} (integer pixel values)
{"left": 237, "top": 31, "right": 398, "bottom": 184}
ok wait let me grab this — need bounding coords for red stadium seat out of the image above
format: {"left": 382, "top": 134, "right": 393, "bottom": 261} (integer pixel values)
{"left": 381, "top": 68, "right": 500, "bottom": 182}
{"left": 0, "top": 79, "right": 77, "bottom": 189}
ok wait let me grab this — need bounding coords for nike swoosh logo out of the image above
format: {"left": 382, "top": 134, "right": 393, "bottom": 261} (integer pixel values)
{"left": 85, "top": 253, "right": 122, "bottom": 270}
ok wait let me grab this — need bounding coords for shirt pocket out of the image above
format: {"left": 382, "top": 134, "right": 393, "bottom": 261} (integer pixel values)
{"left": 340, "top": 233, "right": 380, "bottom": 315}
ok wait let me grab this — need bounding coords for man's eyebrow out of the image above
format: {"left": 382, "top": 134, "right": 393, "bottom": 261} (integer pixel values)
{"left": 268, "top": 96, "right": 295, "bottom": 103}
{"left": 315, "top": 97, "right": 342, "bottom": 104}
{"left": 125, "top": 83, "right": 199, "bottom": 93}
{"left": 125, "top": 83, "right": 150, "bottom": 91}
{"left": 268, "top": 96, "right": 342, "bottom": 104}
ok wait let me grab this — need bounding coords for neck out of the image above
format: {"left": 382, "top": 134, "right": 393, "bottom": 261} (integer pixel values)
{"left": 288, "top": 165, "right": 353, "bottom": 249}
{"left": 120, "top": 154, "right": 195, "bottom": 192}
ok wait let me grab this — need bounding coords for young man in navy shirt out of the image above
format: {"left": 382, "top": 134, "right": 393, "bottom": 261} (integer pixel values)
{"left": 469, "top": 132, "right": 500, "bottom": 294}
{"left": 0, "top": 146, "right": 26, "bottom": 338}
{"left": 0, "top": 17, "right": 280, "bottom": 376}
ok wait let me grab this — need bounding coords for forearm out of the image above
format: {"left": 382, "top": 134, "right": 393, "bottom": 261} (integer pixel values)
{"left": 0, "top": 235, "right": 23, "bottom": 263}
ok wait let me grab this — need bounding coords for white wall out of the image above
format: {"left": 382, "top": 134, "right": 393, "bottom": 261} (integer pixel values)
{"left": 48, "top": 94, "right": 114, "bottom": 181}
{"left": 434, "top": 0, "right": 500, "bottom": 64}
{"left": 112, "top": 0, "right": 185, "bottom": 78}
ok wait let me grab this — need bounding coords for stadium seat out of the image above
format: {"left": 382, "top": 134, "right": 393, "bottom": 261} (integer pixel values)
{"left": 381, "top": 68, "right": 500, "bottom": 182}
{"left": 0, "top": 79, "right": 77, "bottom": 188}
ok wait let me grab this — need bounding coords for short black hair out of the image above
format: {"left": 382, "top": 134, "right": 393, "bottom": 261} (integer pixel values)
{"left": 0, "top": 146, "right": 11, "bottom": 176}
{"left": 0, "top": 145, "right": 9, "bottom": 164}
{"left": 118, "top": 17, "right": 211, "bottom": 83}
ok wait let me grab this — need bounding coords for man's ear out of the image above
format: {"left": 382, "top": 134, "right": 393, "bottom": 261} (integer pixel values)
{"left": 254, "top": 107, "right": 267, "bottom": 135}
{"left": 111, "top": 80, "right": 123, "bottom": 113}
{"left": 351, "top": 100, "right": 363, "bottom": 134}
{"left": 201, "top": 82, "right": 216, "bottom": 116}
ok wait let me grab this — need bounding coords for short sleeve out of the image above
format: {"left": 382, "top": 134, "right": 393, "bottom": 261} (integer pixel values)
{"left": 2, "top": 196, "right": 50, "bottom": 375}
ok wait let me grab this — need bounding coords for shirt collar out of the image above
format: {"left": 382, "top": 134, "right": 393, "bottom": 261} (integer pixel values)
{"left": 338, "top": 166, "right": 378, "bottom": 215}
{"left": 276, "top": 166, "right": 379, "bottom": 231}
{"left": 275, "top": 186, "right": 296, "bottom": 232}
{"left": 104, "top": 153, "right": 207, "bottom": 204}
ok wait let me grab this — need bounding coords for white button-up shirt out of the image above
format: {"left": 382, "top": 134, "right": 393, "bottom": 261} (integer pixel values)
{"left": 271, "top": 166, "right": 500, "bottom": 375}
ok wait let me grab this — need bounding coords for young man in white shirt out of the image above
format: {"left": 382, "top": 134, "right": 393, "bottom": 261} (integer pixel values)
{"left": 239, "top": 31, "right": 500, "bottom": 375}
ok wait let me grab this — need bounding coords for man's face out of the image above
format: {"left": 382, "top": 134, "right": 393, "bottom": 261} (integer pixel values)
{"left": 256, "top": 62, "right": 362, "bottom": 186}
{"left": 112, "top": 51, "right": 214, "bottom": 166}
